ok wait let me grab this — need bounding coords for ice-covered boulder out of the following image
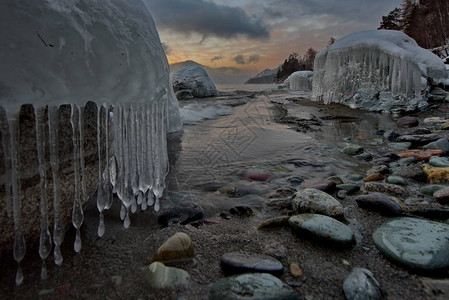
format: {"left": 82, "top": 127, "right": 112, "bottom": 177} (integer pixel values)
{"left": 312, "top": 30, "right": 448, "bottom": 112}
{"left": 172, "top": 66, "right": 218, "bottom": 98}
{"left": 286, "top": 71, "right": 313, "bottom": 91}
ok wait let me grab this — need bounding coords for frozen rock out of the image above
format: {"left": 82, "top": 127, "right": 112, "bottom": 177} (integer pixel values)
{"left": 286, "top": 71, "right": 313, "bottom": 91}
{"left": 172, "top": 66, "right": 218, "bottom": 98}
{"left": 312, "top": 30, "right": 447, "bottom": 112}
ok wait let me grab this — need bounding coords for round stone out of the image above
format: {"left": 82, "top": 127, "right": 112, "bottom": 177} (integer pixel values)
{"left": 386, "top": 176, "right": 408, "bottom": 186}
{"left": 151, "top": 232, "right": 194, "bottom": 263}
{"left": 355, "top": 193, "right": 403, "bottom": 216}
{"left": 420, "top": 184, "right": 448, "bottom": 196}
{"left": 208, "top": 273, "right": 298, "bottom": 300}
{"left": 220, "top": 252, "right": 284, "bottom": 277}
{"left": 292, "top": 188, "right": 344, "bottom": 218}
{"left": 288, "top": 214, "right": 354, "bottom": 245}
{"left": 343, "top": 268, "right": 385, "bottom": 300}
{"left": 373, "top": 217, "right": 449, "bottom": 271}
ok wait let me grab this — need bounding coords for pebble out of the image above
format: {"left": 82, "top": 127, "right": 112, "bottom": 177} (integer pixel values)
{"left": 397, "top": 116, "right": 419, "bottom": 128}
{"left": 429, "top": 156, "right": 449, "bottom": 167}
{"left": 423, "top": 117, "right": 447, "bottom": 124}
{"left": 388, "top": 142, "right": 412, "bottom": 151}
{"left": 288, "top": 214, "right": 354, "bottom": 245}
{"left": 386, "top": 176, "right": 407, "bottom": 186}
{"left": 151, "top": 232, "right": 194, "bottom": 263}
{"left": 384, "top": 130, "right": 400, "bottom": 142}
{"left": 229, "top": 206, "right": 254, "bottom": 217}
{"left": 208, "top": 273, "right": 298, "bottom": 300}
{"left": 420, "top": 184, "right": 448, "bottom": 196}
{"left": 142, "top": 262, "right": 190, "bottom": 289}
{"left": 354, "top": 152, "right": 373, "bottom": 161}
{"left": 422, "top": 164, "right": 449, "bottom": 183}
{"left": 396, "top": 134, "right": 442, "bottom": 147}
{"left": 397, "top": 156, "right": 418, "bottom": 165}
{"left": 411, "top": 207, "right": 449, "bottom": 220}
{"left": 266, "top": 186, "right": 297, "bottom": 199}
{"left": 292, "top": 188, "right": 344, "bottom": 218}
{"left": 265, "top": 198, "right": 292, "bottom": 209}
{"left": 364, "top": 182, "right": 408, "bottom": 197}
{"left": 220, "top": 252, "right": 284, "bottom": 277}
{"left": 336, "top": 184, "right": 360, "bottom": 194}
{"left": 373, "top": 217, "right": 449, "bottom": 271}
{"left": 363, "top": 173, "right": 384, "bottom": 182}
{"left": 442, "top": 122, "right": 449, "bottom": 130}
{"left": 423, "top": 138, "right": 449, "bottom": 154}
{"left": 347, "top": 174, "right": 364, "bottom": 181}
{"left": 391, "top": 163, "right": 427, "bottom": 182}
{"left": 158, "top": 203, "right": 203, "bottom": 226}
{"left": 355, "top": 193, "right": 403, "bottom": 216}
{"left": 304, "top": 180, "right": 336, "bottom": 194}
{"left": 366, "top": 165, "right": 389, "bottom": 176}
{"left": 217, "top": 186, "right": 236, "bottom": 197}
{"left": 396, "top": 149, "right": 444, "bottom": 161}
{"left": 342, "top": 145, "right": 364, "bottom": 155}
{"left": 245, "top": 172, "right": 274, "bottom": 182}
{"left": 257, "top": 216, "right": 290, "bottom": 229}
{"left": 289, "top": 263, "right": 303, "bottom": 278}
{"left": 434, "top": 187, "right": 449, "bottom": 204}
{"left": 343, "top": 268, "right": 386, "bottom": 300}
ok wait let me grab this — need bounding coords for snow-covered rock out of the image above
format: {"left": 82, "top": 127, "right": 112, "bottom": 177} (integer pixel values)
{"left": 286, "top": 71, "right": 313, "bottom": 91}
{"left": 312, "top": 30, "right": 448, "bottom": 112}
{"left": 171, "top": 66, "right": 218, "bottom": 98}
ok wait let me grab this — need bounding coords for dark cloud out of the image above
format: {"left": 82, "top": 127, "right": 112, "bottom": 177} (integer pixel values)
{"left": 147, "top": 0, "right": 270, "bottom": 40}
{"left": 233, "top": 55, "right": 245, "bottom": 65}
{"left": 211, "top": 55, "right": 224, "bottom": 62}
{"left": 248, "top": 54, "right": 260, "bottom": 64}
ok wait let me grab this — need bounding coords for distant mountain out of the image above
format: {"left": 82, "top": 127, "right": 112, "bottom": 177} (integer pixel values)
{"left": 169, "top": 60, "right": 255, "bottom": 85}
{"left": 245, "top": 66, "right": 280, "bottom": 84}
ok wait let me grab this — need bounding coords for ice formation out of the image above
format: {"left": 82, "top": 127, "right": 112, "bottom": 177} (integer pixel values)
{"left": 286, "top": 71, "right": 313, "bottom": 91}
{"left": 0, "top": 0, "right": 181, "bottom": 285}
{"left": 312, "top": 30, "right": 448, "bottom": 112}
{"left": 171, "top": 66, "right": 219, "bottom": 98}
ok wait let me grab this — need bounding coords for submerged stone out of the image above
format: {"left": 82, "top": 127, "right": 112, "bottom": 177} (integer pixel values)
{"left": 396, "top": 149, "right": 444, "bottom": 161}
{"left": 220, "top": 252, "right": 284, "bottom": 277}
{"left": 208, "top": 273, "right": 298, "bottom": 300}
{"left": 304, "top": 180, "right": 337, "bottom": 194}
{"left": 372, "top": 217, "right": 449, "bottom": 271}
{"left": 288, "top": 214, "right": 354, "bottom": 244}
{"left": 343, "top": 268, "right": 386, "bottom": 300}
{"left": 342, "top": 145, "right": 364, "bottom": 155}
{"left": 158, "top": 203, "right": 203, "bottom": 226}
{"left": 397, "top": 116, "right": 419, "bottom": 128}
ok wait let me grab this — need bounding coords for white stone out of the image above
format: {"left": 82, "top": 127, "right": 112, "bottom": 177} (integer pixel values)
{"left": 172, "top": 66, "right": 218, "bottom": 98}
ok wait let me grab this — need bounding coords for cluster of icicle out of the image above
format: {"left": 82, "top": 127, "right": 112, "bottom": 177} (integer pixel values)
{"left": 1, "top": 101, "right": 169, "bottom": 286}
{"left": 312, "top": 47, "right": 424, "bottom": 105}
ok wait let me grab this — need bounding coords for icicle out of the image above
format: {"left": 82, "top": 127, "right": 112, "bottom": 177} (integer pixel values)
{"left": 48, "top": 106, "right": 64, "bottom": 266}
{"left": 71, "top": 104, "right": 84, "bottom": 252}
{"left": 103, "top": 105, "right": 113, "bottom": 210}
{"left": 35, "top": 107, "right": 52, "bottom": 280}
{"left": 10, "top": 118, "right": 26, "bottom": 286}
{"left": 0, "top": 108, "right": 13, "bottom": 218}
{"left": 97, "top": 105, "right": 107, "bottom": 237}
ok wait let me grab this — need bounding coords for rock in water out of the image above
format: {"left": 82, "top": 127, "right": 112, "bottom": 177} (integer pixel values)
{"left": 342, "top": 145, "right": 364, "bottom": 155}
{"left": 289, "top": 214, "right": 354, "bottom": 245}
{"left": 292, "top": 188, "right": 344, "bottom": 219}
{"left": 208, "top": 273, "right": 298, "bottom": 300}
{"left": 355, "top": 193, "right": 403, "bottom": 216}
{"left": 220, "top": 252, "right": 284, "bottom": 277}
{"left": 343, "top": 268, "right": 386, "bottom": 300}
{"left": 372, "top": 217, "right": 449, "bottom": 272}
{"left": 397, "top": 116, "right": 419, "bottom": 128}
{"left": 171, "top": 66, "right": 218, "bottom": 98}
{"left": 142, "top": 262, "right": 189, "bottom": 289}
{"left": 151, "top": 232, "right": 194, "bottom": 263}
{"left": 158, "top": 203, "right": 203, "bottom": 226}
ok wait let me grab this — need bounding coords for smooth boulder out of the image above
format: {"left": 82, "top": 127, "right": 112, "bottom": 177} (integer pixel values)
{"left": 343, "top": 268, "right": 386, "bottom": 300}
{"left": 292, "top": 188, "right": 344, "bottom": 218}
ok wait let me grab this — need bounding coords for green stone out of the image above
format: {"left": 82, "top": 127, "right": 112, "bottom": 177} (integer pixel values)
{"left": 386, "top": 176, "right": 408, "bottom": 186}
{"left": 336, "top": 183, "right": 360, "bottom": 194}
{"left": 373, "top": 217, "right": 449, "bottom": 271}
{"left": 420, "top": 184, "right": 448, "bottom": 196}
{"left": 289, "top": 214, "right": 354, "bottom": 244}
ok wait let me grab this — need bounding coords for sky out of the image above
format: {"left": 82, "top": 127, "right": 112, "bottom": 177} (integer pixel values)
{"left": 146, "top": 0, "right": 403, "bottom": 72}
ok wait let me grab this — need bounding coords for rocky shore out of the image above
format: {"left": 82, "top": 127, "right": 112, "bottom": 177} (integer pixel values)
{"left": 1, "top": 88, "right": 449, "bottom": 299}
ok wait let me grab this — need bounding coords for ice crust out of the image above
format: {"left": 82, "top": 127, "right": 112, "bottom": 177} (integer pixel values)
{"left": 171, "top": 66, "right": 218, "bottom": 98}
{"left": 0, "top": 0, "right": 182, "bottom": 284}
{"left": 312, "top": 30, "right": 448, "bottom": 112}
{"left": 286, "top": 71, "right": 313, "bottom": 91}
